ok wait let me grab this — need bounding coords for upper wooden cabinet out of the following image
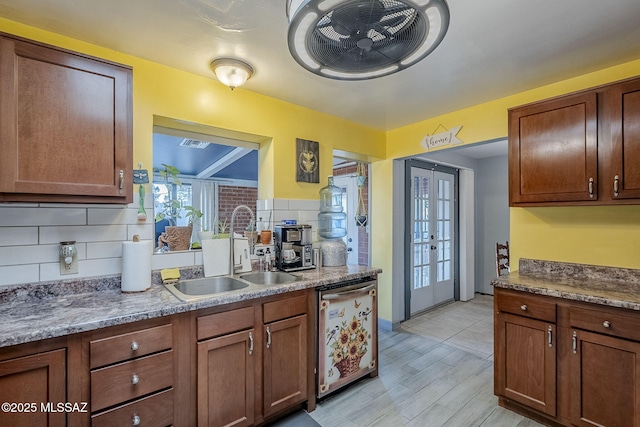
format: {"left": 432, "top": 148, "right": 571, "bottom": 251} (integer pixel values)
{"left": 0, "top": 33, "right": 132, "bottom": 204}
{"left": 509, "top": 76, "right": 640, "bottom": 206}
{"left": 605, "top": 78, "right": 640, "bottom": 200}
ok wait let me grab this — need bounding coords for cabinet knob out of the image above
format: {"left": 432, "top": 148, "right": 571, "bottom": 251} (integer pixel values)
{"left": 132, "top": 415, "right": 141, "bottom": 426}
{"left": 588, "top": 177, "right": 594, "bottom": 198}
{"left": 131, "top": 374, "right": 139, "bottom": 385}
{"left": 131, "top": 341, "right": 139, "bottom": 351}
{"left": 520, "top": 304, "right": 527, "bottom": 311}
{"left": 603, "top": 320, "right": 611, "bottom": 328}
{"left": 613, "top": 175, "right": 620, "bottom": 197}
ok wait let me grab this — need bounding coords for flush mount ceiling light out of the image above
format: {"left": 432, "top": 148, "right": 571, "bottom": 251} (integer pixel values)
{"left": 286, "top": 0, "right": 450, "bottom": 80}
{"left": 210, "top": 58, "right": 254, "bottom": 90}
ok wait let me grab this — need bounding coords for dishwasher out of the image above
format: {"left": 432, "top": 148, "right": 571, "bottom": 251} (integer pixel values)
{"left": 317, "top": 277, "right": 378, "bottom": 398}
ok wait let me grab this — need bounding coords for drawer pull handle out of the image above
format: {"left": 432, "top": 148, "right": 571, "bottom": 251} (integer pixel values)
{"left": 266, "top": 326, "right": 272, "bottom": 349}
{"left": 132, "top": 415, "right": 141, "bottom": 426}
{"left": 119, "top": 170, "right": 124, "bottom": 194}
{"left": 131, "top": 341, "right": 139, "bottom": 351}
{"left": 614, "top": 175, "right": 620, "bottom": 197}
{"left": 520, "top": 304, "right": 527, "bottom": 311}
{"left": 572, "top": 331, "right": 577, "bottom": 354}
{"left": 249, "top": 332, "right": 254, "bottom": 355}
{"left": 131, "top": 374, "right": 139, "bottom": 385}
{"left": 548, "top": 326, "right": 553, "bottom": 347}
{"left": 588, "top": 177, "right": 594, "bottom": 198}
{"left": 603, "top": 320, "right": 611, "bottom": 328}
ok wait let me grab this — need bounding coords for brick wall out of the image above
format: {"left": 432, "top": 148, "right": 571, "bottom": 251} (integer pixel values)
{"left": 218, "top": 185, "right": 258, "bottom": 233}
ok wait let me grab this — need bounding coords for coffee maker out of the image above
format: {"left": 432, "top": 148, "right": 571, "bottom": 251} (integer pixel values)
{"left": 274, "top": 224, "right": 314, "bottom": 271}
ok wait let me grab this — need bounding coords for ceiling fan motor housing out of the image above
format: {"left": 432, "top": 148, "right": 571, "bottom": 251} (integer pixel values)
{"left": 287, "top": 0, "right": 450, "bottom": 80}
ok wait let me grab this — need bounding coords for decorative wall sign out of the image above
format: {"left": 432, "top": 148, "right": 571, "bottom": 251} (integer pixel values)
{"left": 296, "top": 138, "right": 319, "bottom": 183}
{"left": 421, "top": 125, "right": 463, "bottom": 151}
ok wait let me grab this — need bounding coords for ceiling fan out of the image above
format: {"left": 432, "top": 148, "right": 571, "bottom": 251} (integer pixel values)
{"left": 286, "top": 0, "right": 450, "bottom": 80}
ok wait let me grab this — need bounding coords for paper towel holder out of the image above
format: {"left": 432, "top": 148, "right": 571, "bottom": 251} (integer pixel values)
{"left": 60, "top": 241, "right": 78, "bottom": 275}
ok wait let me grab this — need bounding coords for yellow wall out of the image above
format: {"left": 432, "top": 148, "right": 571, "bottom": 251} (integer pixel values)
{"left": 3, "top": 17, "right": 640, "bottom": 326}
{"left": 0, "top": 18, "right": 385, "bottom": 202}
{"left": 373, "top": 59, "right": 640, "bottom": 322}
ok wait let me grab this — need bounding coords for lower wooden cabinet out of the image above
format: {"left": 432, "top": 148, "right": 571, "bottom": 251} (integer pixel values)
{"left": 495, "top": 312, "right": 556, "bottom": 417}
{"left": 0, "top": 288, "right": 316, "bottom": 427}
{"left": 496, "top": 287, "right": 640, "bottom": 426}
{"left": 0, "top": 348, "right": 67, "bottom": 427}
{"left": 263, "top": 314, "right": 307, "bottom": 417}
{"left": 196, "top": 290, "right": 311, "bottom": 427}
{"left": 197, "top": 329, "right": 256, "bottom": 427}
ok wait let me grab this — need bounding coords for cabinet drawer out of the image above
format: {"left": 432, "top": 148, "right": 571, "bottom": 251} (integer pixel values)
{"left": 497, "top": 291, "right": 556, "bottom": 323}
{"left": 92, "top": 389, "right": 173, "bottom": 427}
{"left": 264, "top": 294, "right": 307, "bottom": 324}
{"left": 91, "top": 351, "right": 173, "bottom": 412}
{"left": 90, "top": 324, "right": 173, "bottom": 368}
{"left": 570, "top": 306, "right": 640, "bottom": 342}
{"left": 197, "top": 306, "right": 255, "bottom": 341}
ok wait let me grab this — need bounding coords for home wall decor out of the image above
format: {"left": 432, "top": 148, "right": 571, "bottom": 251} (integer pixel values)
{"left": 296, "top": 138, "right": 319, "bottom": 183}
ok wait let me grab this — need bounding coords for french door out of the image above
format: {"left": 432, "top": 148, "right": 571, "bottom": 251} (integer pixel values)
{"left": 409, "top": 166, "right": 455, "bottom": 315}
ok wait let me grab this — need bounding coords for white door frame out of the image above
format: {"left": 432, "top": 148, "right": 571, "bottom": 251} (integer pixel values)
{"left": 408, "top": 167, "right": 456, "bottom": 315}
{"left": 390, "top": 158, "right": 475, "bottom": 328}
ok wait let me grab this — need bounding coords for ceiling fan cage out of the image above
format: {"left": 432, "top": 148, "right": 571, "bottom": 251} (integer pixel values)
{"left": 287, "top": 0, "right": 449, "bottom": 80}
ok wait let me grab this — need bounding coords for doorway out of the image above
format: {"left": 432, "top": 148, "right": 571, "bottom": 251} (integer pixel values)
{"left": 333, "top": 175, "right": 359, "bottom": 265}
{"left": 405, "top": 160, "right": 458, "bottom": 316}
{"left": 333, "top": 155, "right": 370, "bottom": 266}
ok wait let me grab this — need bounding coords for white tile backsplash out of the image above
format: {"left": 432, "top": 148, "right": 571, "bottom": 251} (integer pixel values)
{"left": 40, "top": 225, "right": 128, "bottom": 244}
{"left": 0, "top": 207, "right": 86, "bottom": 226}
{"left": 0, "top": 264, "right": 39, "bottom": 286}
{"left": 0, "top": 227, "right": 39, "bottom": 246}
{"left": 0, "top": 196, "right": 321, "bottom": 287}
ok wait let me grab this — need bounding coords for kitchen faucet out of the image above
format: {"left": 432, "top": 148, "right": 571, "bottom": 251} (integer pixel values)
{"left": 229, "top": 204, "right": 256, "bottom": 275}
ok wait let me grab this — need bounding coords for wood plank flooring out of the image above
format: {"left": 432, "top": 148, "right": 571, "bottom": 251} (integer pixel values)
{"left": 309, "top": 294, "right": 545, "bottom": 427}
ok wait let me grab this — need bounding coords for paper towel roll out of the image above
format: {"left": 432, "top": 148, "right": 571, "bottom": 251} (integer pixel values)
{"left": 121, "top": 239, "right": 152, "bottom": 292}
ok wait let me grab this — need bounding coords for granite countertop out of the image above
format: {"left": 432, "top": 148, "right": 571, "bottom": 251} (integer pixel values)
{"left": 0, "top": 265, "right": 381, "bottom": 349}
{"left": 492, "top": 258, "right": 640, "bottom": 310}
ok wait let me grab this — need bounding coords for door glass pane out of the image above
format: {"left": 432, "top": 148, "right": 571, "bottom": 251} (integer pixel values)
{"left": 422, "top": 266, "right": 430, "bottom": 287}
{"left": 414, "top": 267, "right": 421, "bottom": 290}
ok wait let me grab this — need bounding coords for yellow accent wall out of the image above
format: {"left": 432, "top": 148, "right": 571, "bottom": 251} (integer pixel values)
{"left": 374, "top": 59, "right": 640, "bottom": 323}
{"left": 3, "top": 17, "right": 640, "bottom": 326}
{"left": 0, "top": 18, "right": 385, "bottom": 202}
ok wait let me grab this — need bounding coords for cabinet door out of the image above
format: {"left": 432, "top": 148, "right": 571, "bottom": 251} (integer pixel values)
{"left": 509, "top": 92, "right": 598, "bottom": 205}
{"left": 570, "top": 330, "right": 640, "bottom": 427}
{"left": 263, "top": 315, "right": 307, "bottom": 418}
{"left": 495, "top": 312, "right": 556, "bottom": 416}
{"left": 607, "top": 77, "right": 640, "bottom": 200}
{"left": 0, "top": 36, "right": 132, "bottom": 203}
{"left": 197, "top": 329, "right": 255, "bottom": 427}
{"left": 0, "top": 349, "right": 66, "bottom": 427}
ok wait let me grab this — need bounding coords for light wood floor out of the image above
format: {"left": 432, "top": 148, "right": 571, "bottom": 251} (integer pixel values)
{"left": 309, "top": 294, "right": 545, "bottom": 427}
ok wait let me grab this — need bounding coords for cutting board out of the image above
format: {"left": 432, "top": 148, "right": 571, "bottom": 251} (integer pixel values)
{"left": 202, "top": 239, "right": 230, "bottom": 277}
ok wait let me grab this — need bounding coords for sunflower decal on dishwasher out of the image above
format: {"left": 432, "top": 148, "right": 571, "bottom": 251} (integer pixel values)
{"left": 326, "top": 315, "right": 371, "bottom": 378}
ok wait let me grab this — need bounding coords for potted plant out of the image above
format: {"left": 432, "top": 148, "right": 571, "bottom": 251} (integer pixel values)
{"left": 154, "top": 164, "right": 203, "bottom": 251}
{"left": 216, "top": 217, "right": 230, "bottom": 239}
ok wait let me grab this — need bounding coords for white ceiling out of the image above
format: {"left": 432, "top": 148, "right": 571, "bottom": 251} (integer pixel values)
{"left": 1, "top": 0, "right": 640, "bottom": 132}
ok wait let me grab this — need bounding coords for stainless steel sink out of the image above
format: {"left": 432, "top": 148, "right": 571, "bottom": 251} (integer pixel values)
{"left": 165, "top": 276, "right": 249, "bottom": 302}
{"left": 239, "top": 271, "right": 299, "bottom": 285}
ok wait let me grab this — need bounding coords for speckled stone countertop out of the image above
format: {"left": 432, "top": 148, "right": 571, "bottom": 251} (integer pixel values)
{"left": 0, "top": 265, "right": 381, "bottom": 348}
{"left": 492, "top": 258, "right": 640, "bottom": 310}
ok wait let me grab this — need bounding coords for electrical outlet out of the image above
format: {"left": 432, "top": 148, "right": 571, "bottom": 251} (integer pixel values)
{"left": 60, "top": 255, "right": 78, "bottom": 275}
